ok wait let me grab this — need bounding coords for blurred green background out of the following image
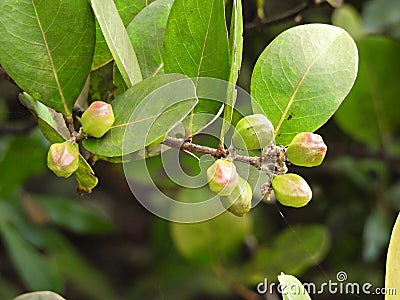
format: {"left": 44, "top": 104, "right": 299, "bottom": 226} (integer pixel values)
{"left": 1, "top": 0, "right": 399, "bottom": 299}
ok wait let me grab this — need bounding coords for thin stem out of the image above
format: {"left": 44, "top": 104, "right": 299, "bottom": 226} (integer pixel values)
{"left": 162, "top": 136, "right": 262, "bottom": 169}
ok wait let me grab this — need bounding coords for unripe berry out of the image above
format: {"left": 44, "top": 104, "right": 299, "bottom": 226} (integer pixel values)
{"left": 232, "top": 114, "right": 274, "bottom": 150}
{"left": 272, "top": 173, "right": 312, "bottom": 208}
{"left": 221, "top": 177, "right": 252, "bottom": 217}
{"left": 81, "top": 101, "right": 115, "bottom": 138}
{"left": 47, "top": 142, "right": 79, "bottom": 178}
{"left": 286, "top": 132, "right": 327, "bottom": 167}
{"left": 207, "top": 159, "right": 239, "bottom": 196}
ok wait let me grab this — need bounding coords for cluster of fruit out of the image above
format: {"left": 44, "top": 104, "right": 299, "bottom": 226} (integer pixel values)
{"left": 207, "top": 114, "right": 327, "bottom": 216}
{"left": 47, "top": 101, "right": 114, "bottom": 178}
{"left": 47, "top": 102, "right": 327, "bottom": 216}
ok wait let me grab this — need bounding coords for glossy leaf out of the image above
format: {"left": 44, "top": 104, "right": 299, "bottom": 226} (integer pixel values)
{"left": 385, "top": 214, "right": 400, "bottom": 300}
{"left": 13, "top": 291, "right": 66, "bottom": 300}
{"left": 83, "top": 74, "right": 197, "bottom": 157}
{"left": 0, "top": 222, "right": 63, "bottom": 292}
{"left": 251, "top": 24, "right": 358, "bottom": 145}
{"left": 164, "top": 0, "right": 230, "bottom": 135}
{"left": 278, "top": 273, "right": 311, "bottom": 300}
{"left": 0, "top": 0, "right": 95, "bottom": 116}
{"left": 91, "top": 0, "right": 146, "bottom": 70}
{"left": 335, "top": 36, "right": 400, "bottom": 150}
{"left": 127, "top": 0, "right": 174, "bottom": 78}
{"left": 220, "top": 0, "right": 243, "bottom": 140}
{"left": 91, "top": 0, "right": 143, "bottom": 87}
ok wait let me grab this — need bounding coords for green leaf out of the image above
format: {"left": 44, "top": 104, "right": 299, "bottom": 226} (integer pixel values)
{"left": 251, "top": 24, "right": 358, "bottom": 145}
{"left": 91, "top": 0, "right": 147, "bottom": 70}
{"left": 28, "top": 229, "right": 118, "bottom": 299}
{"left": 164, "top": 0, "right": 230, "bottom": 135}
{"left": 331, "top": 4, "right": 363, "bottom": 40}
{"left": 0, "top": 131, "right": 47, "bottom": 197}
{"left": 243, "top": 225, "right": 330, "bottom": 284}
{"left": 127, "top": 0, "right": 174, "bottom": 79}
{"left": 278, "top": 273, "right": 311, "bottom": 300}
{"left": 13, "top": 291, "right": 66, "bottom": 300}
{"left": 170, "top": 188, "right": 252, "bottom": 265}
{"left": 363, "top": 211, "right": 392, "bottom": 262}
{"left": 75, "top": 157, "right": 99, "bottom": 194}
{"left": 91, "top": 0, "right": 143, "bottom": 87}
{"left": 35, "top": 195, "right": 113, "bottom": 234}
{"left": 335, "top": 36, "right": 400, "bottom": 150}
{"left": 385, "top": 214, "right": 400, "bottom": 300}
{"left": 220, "top": 0, "right": 243, "bottom": 141}
{"left": 83, "top": 74, "right": 197, "bottom": 157}
{"left": 0, "top": 222, "right": 63, "bottom": 292}
{"left": 0, "top": 0, "right": 95, "bottom": 116}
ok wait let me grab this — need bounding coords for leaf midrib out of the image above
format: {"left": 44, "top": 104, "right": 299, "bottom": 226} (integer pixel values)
{"left": 273, "top": 33, "right": 344, "bottom": 136}
{"left": 32, "top": 1, "right": 70, "bottom": 116}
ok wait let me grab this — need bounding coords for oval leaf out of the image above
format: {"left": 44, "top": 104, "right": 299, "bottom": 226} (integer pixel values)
{"left": 91, "top": 0, "right": 143, "bottom": 87}
{"left": 0, "top": 0, "right": 95, "bottom": 116}
{"left": 251, "top": 24, "right": 358, "bottom": 145}
{"left": 127, "top": 0, "right": 174, "bottom": 78}
{"left": 335, "top": 36, "right": 400, "bottom": 150}
{"left": 83, "top": 74, "right": 197, "bottom": 157}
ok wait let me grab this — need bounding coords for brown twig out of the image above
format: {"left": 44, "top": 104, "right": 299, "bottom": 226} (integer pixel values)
{"left": 162, "top": 136, "right": 263, "bottom": 169}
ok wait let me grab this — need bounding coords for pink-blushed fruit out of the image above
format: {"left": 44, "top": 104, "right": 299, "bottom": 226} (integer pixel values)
{"left": 81, "top": 101, "right": 115, "bottom": 138}
{"left": 207, "top": 159, "right": 239, "bottom": 196}
{"left": 286, "top": 132, "right": 327, "bottom": 167}
{"left": 272, "top": 173, "right": 312, "bottom": 208}
{"left": 47, "top": 141, "right": 79, "bottom": 178}
{"left": 221, "top": 177, "right": 252, "bottom": 217}
{"left": 232, "top": 114, "right": 274, "bottom": 150}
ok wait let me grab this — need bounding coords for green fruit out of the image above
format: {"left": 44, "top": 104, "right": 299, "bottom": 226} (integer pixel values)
{"left": 207, "top": 159, "right": 239, "bottom": 196}
{"left": 221, "top": 177, "right": 252, "bottom": 217}
{"left": 47, "top": 142, "right": 79, "bottom": 178}
{"left": 81, "top": 101, "right": 115, "bottom": 138}
{"left": 286, "top": 132, "right": 327, "bottom": 167}
{"left": 272, "top": 173, "right": 312, "bottom": 208}
{"left": 232, "top": 114, "right": 274, "bottom": 150}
